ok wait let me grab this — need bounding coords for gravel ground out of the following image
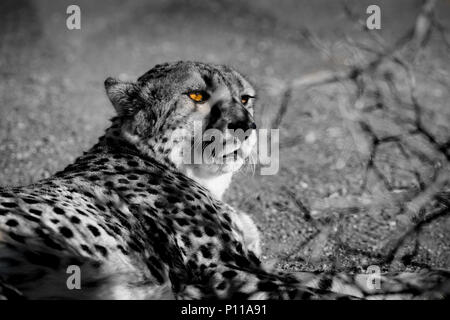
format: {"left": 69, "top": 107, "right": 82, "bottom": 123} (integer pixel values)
{"left": 1, "top": 0, "right": 449, "bottom": 272}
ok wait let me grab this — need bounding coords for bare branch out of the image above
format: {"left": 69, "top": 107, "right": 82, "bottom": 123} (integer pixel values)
{"left": 270, "top": 0, "right": 449, "bottom": 271}
{"left": 381, "top": 206, "right": 450, "bottom": 265}
{"left": 271, "top": 87, "right": 292, "bottom": 129}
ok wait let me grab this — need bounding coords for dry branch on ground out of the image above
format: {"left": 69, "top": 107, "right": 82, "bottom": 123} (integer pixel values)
{"left": 267, "top": 0, "right": 450, "bottom": 269}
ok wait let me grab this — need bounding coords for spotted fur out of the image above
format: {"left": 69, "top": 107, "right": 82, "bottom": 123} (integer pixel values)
{"left": 0, "top": 61, "right": 449, "bottom": 299}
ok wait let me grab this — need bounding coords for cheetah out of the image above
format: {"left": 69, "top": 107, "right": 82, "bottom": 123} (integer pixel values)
{"left": 0, "top": 61, "right": 449, "bottom": 299}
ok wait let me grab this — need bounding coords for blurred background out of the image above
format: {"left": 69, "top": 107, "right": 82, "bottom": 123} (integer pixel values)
{"left": 0, "top": 0, "right": 449, "bottom": 272}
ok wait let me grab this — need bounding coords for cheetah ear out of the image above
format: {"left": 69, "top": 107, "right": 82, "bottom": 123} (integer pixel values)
{"left": 104, "top": 77, "right": 138, "bottom": 115}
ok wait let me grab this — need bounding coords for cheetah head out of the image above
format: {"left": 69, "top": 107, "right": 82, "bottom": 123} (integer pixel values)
{"left": 104, "top": 61, "right": 257, "bottom": 197}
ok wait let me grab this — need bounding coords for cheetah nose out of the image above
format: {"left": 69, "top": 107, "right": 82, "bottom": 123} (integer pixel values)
{"left": 227, "top": 121, "right": 256, "bottom": 141}
{"left": 227, "top": 104, "right": 257, "bottom": 136}
{"left": 227, "top": 121, "right": 257, "bottom": 132}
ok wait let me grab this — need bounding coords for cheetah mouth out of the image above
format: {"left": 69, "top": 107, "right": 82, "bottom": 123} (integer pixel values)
{"left": 202, "top": 143, "right": 244, "bottom": 165}
{"left": 214, "top": 133, "right": 256, "bottom": 168}
{"left": 215, "top": 148, "right": 246, "bottom": 173}
{"left": 199, "top": 139, "right": 247, "bottom": 171}
{"left": 221, "top": 148, "right": 243, "bottom": 161}
{"left": 215, "top": 139, "right": 246, "bottom": 163}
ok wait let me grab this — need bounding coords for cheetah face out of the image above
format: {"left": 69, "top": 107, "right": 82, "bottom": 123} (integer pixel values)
{"left": 105, "top": 61, "right": 257, "bottom": 175}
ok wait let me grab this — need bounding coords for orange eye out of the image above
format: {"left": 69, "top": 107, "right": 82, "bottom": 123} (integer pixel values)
{"left": 189, "top": 92, "right": 205, "bottom": 102}
{"left": 241, "top": 95, "right": 252, "bottom": 105}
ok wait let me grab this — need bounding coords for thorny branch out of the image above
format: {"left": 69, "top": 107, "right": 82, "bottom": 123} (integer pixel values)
{"left": 272, "top": 0, "right": 450, "bottom": 269}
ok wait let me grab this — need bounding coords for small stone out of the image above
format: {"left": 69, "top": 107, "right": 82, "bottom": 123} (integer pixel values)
{"left": 335, "top": 158, "right": 346, "bottom": 170}
{"left": 305, "top": 132, "right": 316, "bottom": 144}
